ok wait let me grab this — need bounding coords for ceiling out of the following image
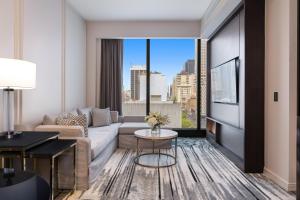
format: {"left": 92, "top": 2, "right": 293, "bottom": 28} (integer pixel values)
{"left": 67, "top": 0, "right": 213, "bottom": 21}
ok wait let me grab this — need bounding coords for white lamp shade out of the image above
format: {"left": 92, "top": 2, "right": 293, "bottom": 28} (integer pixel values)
{"left": 0, "top": 58, "right": 36, "bottom": 89}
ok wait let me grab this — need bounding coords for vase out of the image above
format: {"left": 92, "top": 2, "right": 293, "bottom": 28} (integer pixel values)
{"left": 151, "top": 125, "right": 161, "bottom": 135}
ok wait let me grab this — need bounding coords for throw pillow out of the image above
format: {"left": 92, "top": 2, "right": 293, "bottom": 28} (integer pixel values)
{"left": 42, "top": 115, "right": 57, "bottom": 125}
{"left": 68, "top": 110, "right": 79, "bottom": 116}
{"left": 110, "top": 111, "right": 119, "bottom": 123}
{"left": 56, "top": 117, "right": 77, "bottom": 126}
{"left": 57, "top": 114, "right": 88, "bottom": 137}
{"left": 77, "top": 107, "right": 93, "bottom": 127}
{"left": 92, "top": 108, "right": 111, "bottom": 127}
{"left": 68, "top": 114, "right": 88, "bottom": 137}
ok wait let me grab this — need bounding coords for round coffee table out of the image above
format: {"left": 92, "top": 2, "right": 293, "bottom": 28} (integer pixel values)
{"left": 134, "top": 129, "right": 178, "bottom": 168}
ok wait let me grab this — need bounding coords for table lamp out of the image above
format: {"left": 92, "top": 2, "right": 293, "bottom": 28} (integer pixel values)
{"left": 0, "top": 58, "right": 36, "bottom": 139}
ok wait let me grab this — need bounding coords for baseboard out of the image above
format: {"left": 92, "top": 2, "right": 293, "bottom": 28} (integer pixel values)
{"left": 263, "top": 167, "right": 296, "bottom": 191}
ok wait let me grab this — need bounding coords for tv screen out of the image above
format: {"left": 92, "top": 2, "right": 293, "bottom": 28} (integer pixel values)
{"left": 211, "top": 58, "right": 238, "bottom": 104}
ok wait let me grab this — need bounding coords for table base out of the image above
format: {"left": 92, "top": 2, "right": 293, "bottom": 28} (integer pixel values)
{"left": 134, "top": 153, "right": 176, "bottom": 168}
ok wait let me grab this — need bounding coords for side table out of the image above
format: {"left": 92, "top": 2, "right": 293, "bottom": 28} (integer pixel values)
{"left": 0, "top": 131, "right": 59, "bottom": 171}
{"left": 134, "top": 129, "right": 178, "bottom": 168}
{"left": 26, "top": 139, "right": 76, "bottom": 200}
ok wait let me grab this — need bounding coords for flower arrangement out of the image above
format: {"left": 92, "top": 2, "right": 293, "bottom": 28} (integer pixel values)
{"left": 145, "top": 112, "right": 170, "bottom": 133}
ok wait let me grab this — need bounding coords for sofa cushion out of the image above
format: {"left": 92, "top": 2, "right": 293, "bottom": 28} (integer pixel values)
{"left": 77, "top": 107, "right": 93, "bottom": 126}
{"left": 118, "top": 122, "right": 150, "bottom": 135}
{"left": 123, "top": 116, "right": 145, "bottom": 123}
{"left": 92, "top": 108, "right": 111, "bottom": 127}
{"left": 88, "top": 123, "right": 121, "bottom": 160}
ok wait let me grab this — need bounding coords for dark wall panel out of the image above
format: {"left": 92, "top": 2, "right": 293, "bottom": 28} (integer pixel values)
{"left": 209, "top": 12, "right": 244, "bottom": 129}
{"left": 208, "top": 9, "right": 245, "bottom": 163}
{"left": 210, "top": 14, "right": 240, "bottom": 68}
{"left": 211, "top": 103, "right": 240, "bottom": 127}
{"left": 219, "top": 124, "right": 244, "bottom": 159}
{"left": 207, "top": 0, "right": 264, "bottom": 173}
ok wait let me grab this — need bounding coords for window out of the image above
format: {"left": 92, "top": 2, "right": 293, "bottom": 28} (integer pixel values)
{"left": 150, "top": 39, "right": 197, "bottom": 128}
{"left": 122, "top": 39, "right": 204, "bottom": 131}
{"left": 122, "top": 39, "right": 146, "bottom": 116}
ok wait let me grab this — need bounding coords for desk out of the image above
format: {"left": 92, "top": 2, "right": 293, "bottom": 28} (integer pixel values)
{"left": 0, "top": 132, "right": 59, "bottom": 170}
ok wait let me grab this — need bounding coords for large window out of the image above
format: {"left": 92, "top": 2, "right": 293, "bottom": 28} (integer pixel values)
{"left": 150, "top": 39, "right": 197, "bottom": 128}
{"left": 122, "top": 39, "right": 146, "bottom": 116}
{"left": 122, "top": 39, "right": 205, "bottom": 130}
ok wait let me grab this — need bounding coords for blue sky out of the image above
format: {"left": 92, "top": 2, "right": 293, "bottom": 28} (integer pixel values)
{"left": 123, "top": 39, "right": 195, "bottom": 90}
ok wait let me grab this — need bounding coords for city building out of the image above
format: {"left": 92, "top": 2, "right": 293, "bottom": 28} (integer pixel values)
{"left": 172, "top": 72, "right": 197, "bottom": 107}
{"left": 139, "top": 72, "right": 168, "bottom": 101}
{"left": 130, "top": 65, "right": 146, "bottom": 101}
{"left": 184, "top": 59, "right": 195, "bottom": 74}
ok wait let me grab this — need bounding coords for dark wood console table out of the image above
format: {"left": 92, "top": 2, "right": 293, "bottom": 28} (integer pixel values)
{"left": 27, "top": 139, "right": 76, "bottom": 200}
{"left": 0, "top": 132, "right": 59, "bottom": 170}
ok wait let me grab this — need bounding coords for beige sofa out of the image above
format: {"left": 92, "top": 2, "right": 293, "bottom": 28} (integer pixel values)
{"left": 35, "top": 122, "right": 121, "bottom": 190}
{"left": 118, "top": 116, "right": 171, "bottom": 149}
{"left": 35, "top": 113, "right": 170, "bottom": 190}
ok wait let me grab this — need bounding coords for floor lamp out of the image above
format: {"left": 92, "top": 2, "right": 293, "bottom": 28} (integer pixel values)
{"left": 0, "top": 58, "right": 36, "bottom": 139}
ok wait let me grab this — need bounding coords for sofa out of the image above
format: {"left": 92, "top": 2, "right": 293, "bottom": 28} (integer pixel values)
{"left": 35, "top": 108, "right": 170, "bottom": 190}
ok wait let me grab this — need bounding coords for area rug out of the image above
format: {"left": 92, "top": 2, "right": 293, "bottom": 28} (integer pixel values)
{"left": 59, "top": 138, "right": 295, "bottom": 200}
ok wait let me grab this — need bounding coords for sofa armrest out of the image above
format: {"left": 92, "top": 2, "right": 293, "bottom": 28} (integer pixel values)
{"left": 35, "top": 125, "right": 84, "bottom": 138}
{"left": 73, "top": 137, "right": 91, "bottom": 189}
{"left": 123, "top": 116, "right": 145, "bottom": 122}
{"left": 35, "top": 125, "right": 91, "bottom": 190}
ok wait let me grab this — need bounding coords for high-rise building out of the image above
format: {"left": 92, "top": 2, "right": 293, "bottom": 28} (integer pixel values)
{"left": 130, "top": 65, "right": 146, "bottom": 101}
{"left": 139, "top": 72, "right": 168, "bottom": 101}
{"left": 172, "top": 72, "right": 196, "bottom": 107}
{"left": 184, "top": 59, "right": 195, "bottom": 74}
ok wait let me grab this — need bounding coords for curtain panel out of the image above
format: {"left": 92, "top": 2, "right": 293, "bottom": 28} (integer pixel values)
{"left": 98, "top": 39, "right": 123, "bottom": 114}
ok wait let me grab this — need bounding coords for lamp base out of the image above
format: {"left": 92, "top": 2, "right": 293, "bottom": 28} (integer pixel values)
{"left": 7, "top": 133, "right": 14, "bottom": 139}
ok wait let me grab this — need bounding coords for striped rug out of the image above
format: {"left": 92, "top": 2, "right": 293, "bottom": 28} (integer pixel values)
{"left": 58, "top": 138, "right": 295, "bottom": 200}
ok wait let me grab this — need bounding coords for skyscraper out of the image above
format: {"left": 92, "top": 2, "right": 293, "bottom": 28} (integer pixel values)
{"left": 130, "top": 65, "right": 146, "bottom": 101}
{"left": 184, "top": 59, "right": 195, "bottom": 74}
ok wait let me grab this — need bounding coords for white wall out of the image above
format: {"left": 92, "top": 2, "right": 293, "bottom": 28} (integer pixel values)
{"left": 86, "top": 21, "right": 201, "bottom": 106}
{"left": 0, "top": 0, "right": 15, "bottom": 131}
{"left": 22, "top": 0, "right": 63, "bottom": 125}
{"left": 0, "top": 0, "right": 86, "bottom": 127}
{"left": 65, "top": 3, "right": 86, "bottom": 111}
{"left": 264, "top": 0, "right": 297, "bottom": 191}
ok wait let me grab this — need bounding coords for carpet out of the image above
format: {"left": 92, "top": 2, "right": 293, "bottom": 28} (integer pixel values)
{"left": 59, "top": 138, "right": 295, "bottom": 200}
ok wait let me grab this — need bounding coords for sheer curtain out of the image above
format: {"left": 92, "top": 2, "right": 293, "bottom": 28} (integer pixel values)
{"left": 96, "top": 39, "right": 123, "bottom": 114}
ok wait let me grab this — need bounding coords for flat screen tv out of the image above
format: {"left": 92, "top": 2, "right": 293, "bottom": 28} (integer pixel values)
{"left": 211, "top": 58, "right": 238, "bottom": 104}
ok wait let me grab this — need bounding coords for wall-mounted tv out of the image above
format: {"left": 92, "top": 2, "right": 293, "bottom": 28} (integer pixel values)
{"left": 211, "top": 58, "right": 239, "bottom": 104}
